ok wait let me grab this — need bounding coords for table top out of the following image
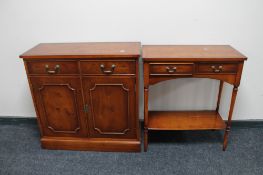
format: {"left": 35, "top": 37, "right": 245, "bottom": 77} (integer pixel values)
{"left": 143, "top": 45, "right": 247, "bottom": 62}
{"left": 20, "top": 42, "right": 141, "bottom": 59}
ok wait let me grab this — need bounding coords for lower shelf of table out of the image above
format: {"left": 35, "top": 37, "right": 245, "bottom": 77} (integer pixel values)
{"left": 147, "top": 111, "right": 226, "bottom": 130}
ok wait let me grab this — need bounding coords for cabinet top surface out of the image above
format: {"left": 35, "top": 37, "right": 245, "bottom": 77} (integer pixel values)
{"left": 143, "top": 45, "right": 247, "bottom": 61}
{"left": 20, "top": 42, "right": 141, "bottom": 59}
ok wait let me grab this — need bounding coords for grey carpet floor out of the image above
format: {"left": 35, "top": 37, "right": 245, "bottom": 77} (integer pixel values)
{"left": 0, "top": 121, "right": 262, "bottom": 175}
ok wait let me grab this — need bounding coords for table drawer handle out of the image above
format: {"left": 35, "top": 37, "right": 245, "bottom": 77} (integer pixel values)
{"left": 100, "top": 64, "right": 116, "bottom": 74}
{"left": 45, "top": 65, "right": 60, "bottom": 74}
{"left": 211, "top": 65, "right": 223, "bottom": 73}
{"left": 166, "top": 66, "right": 177, "bottom": 73}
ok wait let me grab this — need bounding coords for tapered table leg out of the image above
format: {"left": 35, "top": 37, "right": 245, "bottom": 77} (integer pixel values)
{"left": 216, "top": 80, "right": 224, "bottom": 112}
{"left": 223, "top": 86, "right": 238, "bottom": 151}
{"left": 144, "top": 88, "right": 149, "bottom": 152}
{"left": 144, "top": 128, "right": 148, "bottom": 151}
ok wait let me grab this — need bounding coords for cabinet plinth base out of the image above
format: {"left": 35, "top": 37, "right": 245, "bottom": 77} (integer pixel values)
{"left": 41, "top": 137, "right": 141, "bottom": 152}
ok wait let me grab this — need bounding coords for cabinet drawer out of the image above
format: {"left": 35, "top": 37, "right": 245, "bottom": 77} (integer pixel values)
{"left": 150, "top": 63, "right": 194, "bottom": 75}
{"left": 197, "top": 63, "right": 238, "bottom": 74}
{"left": 80, "top": 61, "right": 135, "bottom": 75}
{"left": 26, "top": 61, "right": 79, "bottom": 75}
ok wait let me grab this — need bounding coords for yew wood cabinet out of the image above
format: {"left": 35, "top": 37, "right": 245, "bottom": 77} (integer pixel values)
{"left": 143, "top": 45, "right": 247, "bottom": 151}
{"left": 20, "top": 42, "right": 141, "bottom": 152}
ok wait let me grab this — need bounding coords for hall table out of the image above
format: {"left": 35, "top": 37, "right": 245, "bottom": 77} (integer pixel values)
{"left": 142, "top": 45, "right": 247, "bottom": 151}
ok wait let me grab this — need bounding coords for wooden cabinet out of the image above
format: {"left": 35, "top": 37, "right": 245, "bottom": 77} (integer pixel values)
{"left": 143, "top": 45, "right": 247, "bottom": 151}
{"left": 20, "top": 42, "right": 141, "bottom": 152}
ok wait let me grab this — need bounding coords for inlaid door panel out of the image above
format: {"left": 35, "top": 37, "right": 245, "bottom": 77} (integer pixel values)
{"left": 82, "top": 76, "right": 136, "bottom": 139}
{"left": 30, "top": 76, "right": 87, "bottom": 137}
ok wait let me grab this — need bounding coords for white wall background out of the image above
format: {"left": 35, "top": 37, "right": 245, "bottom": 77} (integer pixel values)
{"left": 0, "top": 0, "right": 262, "bottom": 120}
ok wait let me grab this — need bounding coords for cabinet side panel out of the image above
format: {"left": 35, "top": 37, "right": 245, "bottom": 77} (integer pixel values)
{"left": 23, "top": 60, "right": 44, "bottom": 136}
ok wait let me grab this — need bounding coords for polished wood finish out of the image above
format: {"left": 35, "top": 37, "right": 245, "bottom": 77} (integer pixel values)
{"left": 21, "top": 42, "right": 141, "bottom": 152}
{"left": 150, "top": 63, "right": 194, "bottom": 75}
{"left": 143, "top": 45, "right": 247, "bottom": 151}
{"left": 144, "top": 88, "right": 149, "bottom": 152}
{"left": 223, "top": 86, "right": 238, "bottom": 151}
{"left": 143, "top": 45, "right": 247, "bottom": 61}
{"left": 26, "top": 60, "right": 79, "bottom": 75}
{"left": 80, "top": 60, "right": 135, "bottom": 75}
{"left": 82, "top": 76, "right": 136, "bottom": 139}
{"left": 20, "top": 42, "right": 141, "bottom": 59}
{"left": 148, "top": 111, "right": 226, "bottom": 130}
{"left": 216, "top": 80, "right": 224, "bottom": 112}
{"left": 30, "top": 76, "right": 87, "bottom": 137}
{"left": 143, "top": 62, "right": 149, "bottom": 151}
{"left": 197, "top": 63, "right": 238, "bottom": 74}
{"left": 41, "top": 137, "right": 140, "bottom": 152}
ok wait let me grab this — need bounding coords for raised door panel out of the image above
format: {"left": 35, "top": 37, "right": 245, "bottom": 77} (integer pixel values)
{"left": 83, "top": 76, "right": 136, "bottom": 139}
{"left": 30, "top": 76, "right": 87, "bottom": 137}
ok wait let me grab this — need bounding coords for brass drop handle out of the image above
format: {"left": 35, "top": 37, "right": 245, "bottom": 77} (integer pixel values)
{"left": 45, "top": 65, "right": 60, "bottom": 74}
{"left": 166, "top": 66, "right": 177, "bottom": 73}
{"left": 211, "top": 65, "right": 223, "bottom": 73}
{"left": 100, "top": 64, "right": 116, "bottom": 74}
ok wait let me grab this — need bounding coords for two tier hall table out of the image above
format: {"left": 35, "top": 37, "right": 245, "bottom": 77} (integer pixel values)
{"left": 142, "top": 45, "right": 247, "bottom": 151}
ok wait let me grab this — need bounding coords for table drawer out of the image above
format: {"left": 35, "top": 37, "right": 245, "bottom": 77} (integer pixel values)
{"left": 80, "top": 61, "right": 135, "bottom": 75}
{"left": 150, "top": 63, "right": 194, "bottom": 75}
{"left": 197, "top": 63, "right": 238, "bottom": 74}
{"left": 26, "top": 61, "right": 79, "bottom": 75}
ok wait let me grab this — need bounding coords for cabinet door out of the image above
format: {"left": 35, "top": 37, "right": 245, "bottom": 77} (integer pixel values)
{"left": 30, "top": 76, "right": 87, "bottom": 137}
{"left": 83, "top": 76, "right": 136, "bottom": 139}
